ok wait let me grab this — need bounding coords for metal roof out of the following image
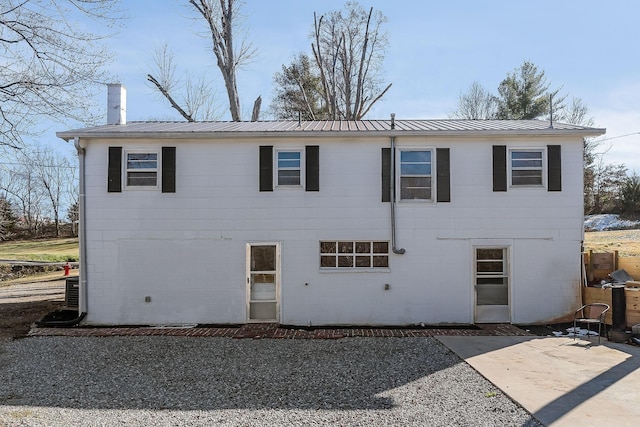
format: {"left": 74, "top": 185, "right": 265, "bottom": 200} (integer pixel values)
{"left": 57, "top": 119, "right": 606, "bottom": 140}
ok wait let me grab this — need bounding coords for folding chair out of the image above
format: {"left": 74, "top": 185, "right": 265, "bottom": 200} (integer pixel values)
{"left": 573, "top": 303, "right": 609, "bottom": 344}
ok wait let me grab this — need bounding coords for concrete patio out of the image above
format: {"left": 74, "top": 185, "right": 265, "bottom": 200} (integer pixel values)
{"left": 438, "top": 335, "right": 640, "bottom": 427}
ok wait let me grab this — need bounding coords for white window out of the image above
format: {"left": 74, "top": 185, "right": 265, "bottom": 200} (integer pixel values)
{"left": 510, "top": 149, "right": 544, "bottom": 187}
{"left": 398, "top": 149, "right": 432, "bottom": 200}
{"left": 320, "top": 241, "right": 389, "bottom": 269}
{"left": 125, "top": 151, "right": 158, "bottom": 188}
{"left": 276, "top": 150, "right": 302, "bottom": 187}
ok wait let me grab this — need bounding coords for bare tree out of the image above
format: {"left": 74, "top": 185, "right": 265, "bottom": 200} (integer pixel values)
{"left": 0, "top": 0, "right": 121, "bottom": 149}
{"left": 149, "top": 0, "right": 258, "bottom": 121}
{"left": 147, "top": 43, "right": 221, "bottom": 121}
{"left": 585, "top": 154, "right": 627, "bottom": 214}
{"left": 31, "top": 150, "right": 76, "bottom": 237}
{"left": 0, "top": 166, "right": 46, "bottom": 236}
{"left": 556, "top": 97, "right": 594, "bottom": 126}
{"left": 311, "top": 3, "right": 391, "bottom": 120}
{"left": 0, "top": 147, "right": 78, "bottom": 237}
{"left": 449, "top": 82, "right": 498, "bottom": 119}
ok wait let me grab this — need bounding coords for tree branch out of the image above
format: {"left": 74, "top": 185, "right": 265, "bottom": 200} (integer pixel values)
{"left": 147, "top": 74, "right": 195, "bottom": 122}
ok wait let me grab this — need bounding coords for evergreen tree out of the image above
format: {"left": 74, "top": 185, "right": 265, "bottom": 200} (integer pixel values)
{"left": 271, "top": 53, "right": 327, "bottom": 120}
{"left": 496, "top": 61, "right": 564, "bottom": 120}
{"left": 0, "top": 196, "right": 17, "bottom": 240}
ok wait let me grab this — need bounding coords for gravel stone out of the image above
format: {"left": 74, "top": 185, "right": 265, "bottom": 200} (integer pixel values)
{"left": 0, "top": 337, "right": 542, "bottom": 426}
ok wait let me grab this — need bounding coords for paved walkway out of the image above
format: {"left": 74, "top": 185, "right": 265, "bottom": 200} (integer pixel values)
{"left": 29, "top": 322, "right": 531, "bottom": 338}
{"left": 439, "top": 335, "right": 640, "bottom": 427}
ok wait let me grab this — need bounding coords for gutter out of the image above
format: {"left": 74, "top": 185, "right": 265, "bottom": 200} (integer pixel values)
{"left": 56, "top": 127, "right": 607, "bottom": 141}
{"left": 74, "top": 137, "right": 89, "bottom": 318}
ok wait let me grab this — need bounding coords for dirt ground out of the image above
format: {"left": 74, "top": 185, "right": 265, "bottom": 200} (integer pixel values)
{"left": 0, "top": 280, "right": 66, "bottom": 340}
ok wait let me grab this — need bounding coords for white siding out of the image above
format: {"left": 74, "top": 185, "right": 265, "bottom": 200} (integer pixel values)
{"left": 81, "top": 134, "right": 584, "bottom": 325}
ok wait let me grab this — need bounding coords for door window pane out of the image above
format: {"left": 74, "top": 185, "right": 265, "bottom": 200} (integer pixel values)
{"left": 251, "top": 246, "right": 276, "bottom": 271}
{"left": 249, "top": 302, "right": 277, "bottom": 320}
{"left": 251, "top": 274, "right": 276, "bottom": 301}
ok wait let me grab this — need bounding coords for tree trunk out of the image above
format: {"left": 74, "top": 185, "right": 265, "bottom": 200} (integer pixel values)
{"left": 251, "top": 96, "right": 261, "bottom": 121}
{"left": 190, "top": 0, "right": 242, "bottom": 121}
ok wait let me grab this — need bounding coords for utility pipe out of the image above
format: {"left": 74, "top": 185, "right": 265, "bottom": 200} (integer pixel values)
{"left": 74, "top": 137, "right": 88, "bottom": 317}
{"left": 390, "top": 134, "right": 405, "bottom": 255}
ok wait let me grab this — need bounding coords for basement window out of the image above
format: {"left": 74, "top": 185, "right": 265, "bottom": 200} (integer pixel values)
{"left": 320, "top": 241, "right": 389, "bottom": 269}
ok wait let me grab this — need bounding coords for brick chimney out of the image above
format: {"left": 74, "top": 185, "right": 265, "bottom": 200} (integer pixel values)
{"left": 107, "top": 83, "right": 127, "bottom": 125}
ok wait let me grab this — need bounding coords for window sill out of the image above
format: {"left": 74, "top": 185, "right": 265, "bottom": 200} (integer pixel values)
{"left": 397, "top": 199, "right": 435, "bottom": 204}
{"left": 123, "top": 186, "right": 160, "bottom": 191}
{"left": 275, "top": 185, "right": 304, "bottom": 190}
{"left": 508, "top": 185, "right": 546, "bottom": 190}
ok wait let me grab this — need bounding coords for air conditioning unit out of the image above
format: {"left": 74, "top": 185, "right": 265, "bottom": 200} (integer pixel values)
{"left": 65, "top": 277, "right": 79, "bottom": 308}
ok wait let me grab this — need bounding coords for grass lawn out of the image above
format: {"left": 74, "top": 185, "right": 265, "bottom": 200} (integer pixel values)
{"left": 583, "top": 230, "right": 640, "bottom": 257}
{"left": 0, "top": 238, "right": 79, "bottom": 262}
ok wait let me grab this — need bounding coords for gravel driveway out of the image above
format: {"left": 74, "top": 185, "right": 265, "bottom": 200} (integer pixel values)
{"left": 0, "top": 336, "right": 541, "bottom": 426}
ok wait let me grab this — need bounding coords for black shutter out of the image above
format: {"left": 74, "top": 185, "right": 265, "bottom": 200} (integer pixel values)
{"left": 107, "top": 146, "right": 122, "bottom": 193}
{"left": 436, "top": 148, "right": 451, "bottom": 202}
{"left": 381, "top": 148, "right": 391, "bottom": 202}
{"left": 492, "top": 145, "right": 507, "bottom": 192}
{"left": 548, "top": 145, "right": 562, "bottom": 191}
{"left": 162, "top": 147, "right": 176, "bottom": 193}
{"left": 305, "top": 145, "right": 319, "bottom": 191}
{"left": 259, "top": 146, "right": 273, "bottom": 192}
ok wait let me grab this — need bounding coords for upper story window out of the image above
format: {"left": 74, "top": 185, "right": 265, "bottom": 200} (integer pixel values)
{"left": 276, "top": 150, "right": 302, "bottom": 187}
{"left": 510, "top": 149, "right": 543, "bottom": 187}
{"left": 260, "top": 146, "right": 319, "bottom": 192}
{"left": 126, "top": 151, "right": 158, "bottom": 187}
{"left": 399, "top": 149, "right": 432, "bottom": 200}
{"left": 493, "top": 145, "right": 561, "bottom": 192}
{"left": 108, "top": 147, "right": 175, "bottom": 193}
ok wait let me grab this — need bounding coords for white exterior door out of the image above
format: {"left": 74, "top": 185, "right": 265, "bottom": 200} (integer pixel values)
{"left": 246, "top": 243, "right": 280, "bottom": 323}
{"left": 474, "top": 247, "right": 510, "bottom": 323}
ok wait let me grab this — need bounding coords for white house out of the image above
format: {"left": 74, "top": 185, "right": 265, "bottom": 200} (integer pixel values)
{"left": 57, "top": 86, "right": 605, "bottom": 327}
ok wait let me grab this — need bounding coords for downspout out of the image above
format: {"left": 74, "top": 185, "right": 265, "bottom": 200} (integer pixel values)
{"left": 74, "top": 137, "right": 88, "bottom": 318}
{"left": 389, "top": 114, "right": 405, "bottom": 255}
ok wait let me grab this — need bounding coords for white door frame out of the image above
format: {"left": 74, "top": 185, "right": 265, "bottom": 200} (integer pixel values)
{"left": 473, "top": 245, "right": 511, "bottom": 323}
{"left": 246, "top": 242, "right": 280, "bottom": 323}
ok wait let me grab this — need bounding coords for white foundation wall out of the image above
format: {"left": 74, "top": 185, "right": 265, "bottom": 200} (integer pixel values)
{"left": 81, "top": 135, "right": 584, "bottom": 325}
